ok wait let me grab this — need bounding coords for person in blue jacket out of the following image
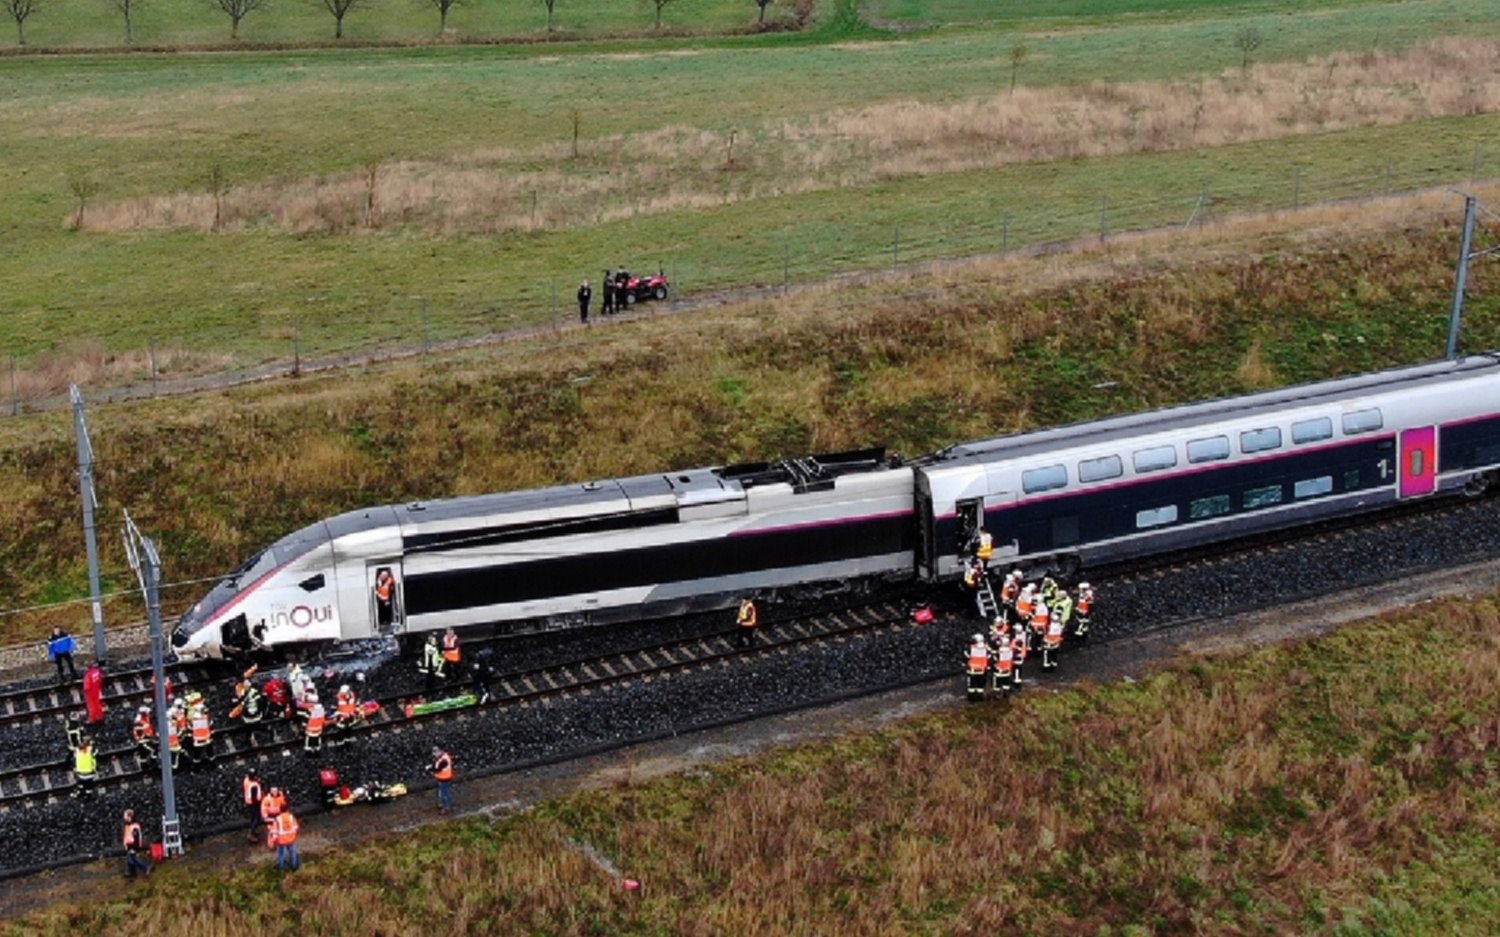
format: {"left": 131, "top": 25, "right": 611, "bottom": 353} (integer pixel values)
{"left": 48, "top": 627, "right": 79, "bottom": 683}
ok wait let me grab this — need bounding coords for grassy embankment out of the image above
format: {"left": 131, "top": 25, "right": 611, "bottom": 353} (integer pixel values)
{"left": 2, "top": 0, "right": 1499, "bottom": 386}
{"left": 9, "top": 590, "right": 1499, "bottom": 934}
{"left": 1, "top": 192, "right": 1496, "bottom": 642}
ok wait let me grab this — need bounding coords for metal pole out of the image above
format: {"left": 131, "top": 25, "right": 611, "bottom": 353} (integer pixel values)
{"left": 292, "top": 319, "right": 301, "bottom": 377}
{"left": 551, "top": 279, "right": 558, "bottom": 323}
{"left": 71, "top": 385, "right": 107, "bottom": 664}
{"left": 1293, "top": 166, "right": 1302, "bottom": 210}
{"left": 782, "top": 244, "right": 790, "bottom": 296}
{"left": 1448, "top": 195, "right": 1478, "bottom": 360}
{"left": 421, "top": 298, "right": 430, "bottom": 354}
{"left": 1099, "top": 196, "right": 1108, "bottom": 242}
{"left": 892, "top": 227, "right": 900, "bottom": 272}
{"left": 8, "top": 354, "right": 16, "bottom": 416}
{"left": 128, "top": 519, "right": 182, "bottom": 858}
{"left": 148, "top": 340, "right": 158, "bottom": 398}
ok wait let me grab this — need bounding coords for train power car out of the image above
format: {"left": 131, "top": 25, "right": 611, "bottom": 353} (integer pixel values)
{"left": 173, "top": 355, "right": 1500, "bottom": 658}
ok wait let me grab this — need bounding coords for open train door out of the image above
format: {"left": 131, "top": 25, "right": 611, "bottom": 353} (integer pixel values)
{"left": 1398, "top": 426, "right": 1437, "bottom": 498}
{"left": 367, "top": 561, "right": 406, "bottom": 635}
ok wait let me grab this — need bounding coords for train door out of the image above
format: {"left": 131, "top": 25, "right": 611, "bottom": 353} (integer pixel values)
{"left": 367, "top": 562, "right": 405, "bottom": 635}
{"left": 915, "top": 471, "right": 937, "bottom": 581}
{"left": 955, "top": 498, "right": 984, "bottom": 556}
{"left": 1398, "top": 426, "right": 1437, "bottom": 498}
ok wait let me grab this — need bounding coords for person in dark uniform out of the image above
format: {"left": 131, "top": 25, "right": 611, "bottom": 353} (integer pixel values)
{"left": 614, "top": 268, "right": 630, "bottom": 312}
{"left": 577, "top": 279, "right": 592, "bottom": 325}
{"left": 601, "top": 269, "right": 615, "bottom": 316}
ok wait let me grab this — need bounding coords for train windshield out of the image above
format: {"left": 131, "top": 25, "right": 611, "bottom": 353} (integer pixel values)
{"left": 175, "top": 522, "right": 329, "bottom": 634}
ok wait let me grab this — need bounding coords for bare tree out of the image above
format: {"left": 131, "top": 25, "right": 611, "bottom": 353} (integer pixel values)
{"left": 362, "top": 159, "right": 379, "bottom": 227}
{"left": 4, "top": 0, "right": 41, "bottom": 45}
{"left": 68, "top": 175, "right": 99, "bottom": 231}
{"left": 1234, "top": 25, "right": 1263, "bottom": 74}
{"left": 317, "top": 0, "right": 369, "bottom": 38}
{"left": 754, "top": 0, "right": 772, "bottom": 23}
{"left": 108, "top": 0, "right": 147, "bottom": 44}
{"left": 429, "top": 0, "right": 459, "bottom": 33}
{"left": 1009, "top": 43, "right": 1028, "bottom": 94}
{"left": 206, "top": 164, "right": 228, "bottom": 231}
{"left": 537, "top": 0, "right": 556, "bottom": 31}
{"left": 210, "top": 0, "right": 267, "bottom": 38}
{"left": 649, "top": 0, "right": 676, "bottom": 30}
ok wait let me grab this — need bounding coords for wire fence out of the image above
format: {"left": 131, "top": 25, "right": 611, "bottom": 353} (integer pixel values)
{"left": 5, "top": 143, "right": 1495, "bottom": 417}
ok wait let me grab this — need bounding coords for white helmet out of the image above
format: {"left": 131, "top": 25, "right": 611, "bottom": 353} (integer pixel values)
{"left": 340, "top": 684, "right": 351, "bottom": 694}
{"left": 1079, "top": 582, "right": 1091, "bottom": 589}
{"left": 972, "top": 634, "right": 983, "bottom": 643}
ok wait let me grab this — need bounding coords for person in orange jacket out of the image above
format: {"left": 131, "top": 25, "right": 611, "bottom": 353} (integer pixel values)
{"left": 269, "top": 809, "right": 300, "bottom": 872}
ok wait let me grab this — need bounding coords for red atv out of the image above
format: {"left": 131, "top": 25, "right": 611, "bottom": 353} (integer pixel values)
{"left": 614, "top": 268, "right": 670, "bottom": 306}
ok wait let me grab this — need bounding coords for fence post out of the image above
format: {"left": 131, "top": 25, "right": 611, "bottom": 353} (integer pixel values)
{"left": 421, "top": 298, "right": 430, "bottom": 354}
{"left": 1099, "top": 196, "right": 1108, "bottom": 242}
{"left": 1474, "top": 142, "right": 1483, "bottom": 180}
{"left": 551, "top": 279, "right": 558, "bottom": 324}
{"left": 1002, "top": 215, "right": 1010, "bottom": 253}
{"left": 8, "top": 353, "right": 16, "bottom": 416}
{"left": 148, "top": 339, "right": 158, "bottom": 397}
{"left": 1384, "top": 158, "right": 1392, "bottom": 195}
{"left": 671, "top": 258, "right": 678, "bottom": 301}
{"left": 292, "top": 319, "right": 301, "bottom": 377}
{"left": 782, "top": 243, "right": 790, "bottom": 296}
{"left": 1293, "top": 166, "right": 1302, "bottom": 210}
{"left": 892, "top": 227, "right": 900, "bottom": 272}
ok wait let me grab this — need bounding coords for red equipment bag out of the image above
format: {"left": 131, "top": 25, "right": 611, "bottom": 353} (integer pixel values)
{"left": 912, "top": 606, "right": 935, "bottom": 624}
{"left": 320, "top": 768, "right": 339, "bottom": 789}
{"left": 150, "top": 842, "right": 164, "bottom": 862}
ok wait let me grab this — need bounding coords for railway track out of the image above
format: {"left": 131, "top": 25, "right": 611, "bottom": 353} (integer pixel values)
{"left": 0, "top": 599, "right": 922, "bottom": 811}
{"left": 0, "top": 660, "right": 222, "bottom": 734}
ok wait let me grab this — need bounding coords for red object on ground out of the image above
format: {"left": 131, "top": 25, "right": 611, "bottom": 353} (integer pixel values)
{"left": 150, "top": 842, "right": 164, "bottom": 862}
{"left": 82, "top": 663, "right": 106, "bottom": 724}
{"left": 912, "top": 606, "right": 935, "bottom": 624}
{"left": 622, "top": 879, "right": 641, "bottom": 891}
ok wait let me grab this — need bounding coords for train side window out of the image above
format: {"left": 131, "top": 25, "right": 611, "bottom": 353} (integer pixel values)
{"left": 1022, "top": 464, "right": 1068, "bottom": 493}
{"left": 1294, "top": 476, "right": 1333, "bottom": 498}
{"left": 1136, "top": 505, "right": 1178, "bottom": 528}
{"left": 1292, "top": 417, "right": 1333, "bottom": 444}
{"left": 1342, "top": 408, "right": 1383, "bottom": 435}
{"left": 1187, "top": 436, "right": 1231, "bottom": 463}
{"left": 1132, "top": 445, "right": 1178, "bottom": 473}
{"left": 1240, "top": 427, "right": 1282, "bottom": 454}
{"left": 1078, "top": 455, "right": 1123, "bottom": 483}
{"left": 1409, "top": 449, "right": 1424, "bottom": 476}
{"left": 1344, "top": 469, "right": 1362, "bottom": 490}
{"left": 1189, "top": 495, "right": 1231, "bottom": 519}
{"left": 298, "top": 574, "right": 326, "bottom": 592}
{"left": 1242, "top": 484, "right": 1284, "bottom": 509}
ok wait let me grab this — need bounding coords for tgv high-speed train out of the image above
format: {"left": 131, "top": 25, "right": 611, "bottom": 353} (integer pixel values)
{"left": 173, "top": 354, "right": 1500, "bottom": 658}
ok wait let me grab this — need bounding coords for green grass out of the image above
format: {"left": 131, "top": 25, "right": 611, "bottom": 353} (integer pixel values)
{"left": 9, "top": 593, "right": 1499, "bottom": 935}
{"left": 867, "top": 0, "right": 1393, "bottom": 27}
{"left": 1, "top": 0, "right": 1497, "bottom": 373}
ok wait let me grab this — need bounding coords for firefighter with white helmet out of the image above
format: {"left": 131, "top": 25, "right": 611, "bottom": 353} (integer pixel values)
{"left": 964, "top": 634, "right": 990, "bottom": 700}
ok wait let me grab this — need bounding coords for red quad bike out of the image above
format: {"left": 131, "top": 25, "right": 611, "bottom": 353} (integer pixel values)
{"left": 616, "top": 268, "right": 670, "bottom": 306}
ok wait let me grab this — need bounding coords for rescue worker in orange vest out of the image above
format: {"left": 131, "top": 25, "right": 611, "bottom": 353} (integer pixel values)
{"left": 736, "top": 598, "right": 758, "bottom": 648}
{"left": 1029, "top": 596, "right": 1051, "bottom": 655}
{"left": 270, "top": 809, "right": 300, "bottom": 873}
{"left": 374, "top": 568, "right": 397, "bottom": 629}
{"left": 241, "top": 770, "right": 264, "bottom": 843}
{"left": 998, "top": 570, "right": 1021, "bottom": 626}
{"left": 260, "top": 786, "right": 286, "bottom": 827}
{"left": 992, "top": 630, "right": 1016, "bottom": 693}
{"left": 335, "top": 684, "right": 360, "bottom": 724}
{"left": 166, "top": 700, "right": 185, "bottom": 770}
{"left": 1074, "top": 582, "right": 1095, "bottom": 640}
{"left": 187, "top": 693, "right": 213, "bottom": 765}
{"left": 441, "top": 628, "right": 462, "bottom": 669}
{"left": 1010, "top": 622, "right": 1029, "bottom": 687}
{"left": 1015, "top": 583, "right": 1036, "bottom": 628}
{"left": 974, "top": 527, "right": 994, "bottom": 567}
{"left": 418, "top": 634, "right": 446, "bottom": 692}
{"left": 964, "top": 634, "right": 989, "bottom": 700}
{"left": 132, "top": 705, "right": 157, "bottom": 764}
{"left": 304, "top": 694, "right": 326, "bottom": 754}
{"left": 1042, "top": 606, "right": 1066, "bottom": 671}
{"left": 429, "top": 747, "right": 455, "bottom": 814}
{"left": 122, "top": 808, "right": 152, "bottom": 878}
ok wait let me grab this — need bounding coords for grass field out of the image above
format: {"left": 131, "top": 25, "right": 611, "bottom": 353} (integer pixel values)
{"left": 1, "top": 0, "right": 1498, "bottom": 385}
{"left": 9, "top": 591, "right": 1498, "bottom": 934}
{"left": 1, "top": 193, "right": 1495, "bottom": 641}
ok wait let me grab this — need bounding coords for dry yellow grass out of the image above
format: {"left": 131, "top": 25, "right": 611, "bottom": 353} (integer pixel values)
{"left": 79, "top": 37, "right": 1500, "bottom": 237}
